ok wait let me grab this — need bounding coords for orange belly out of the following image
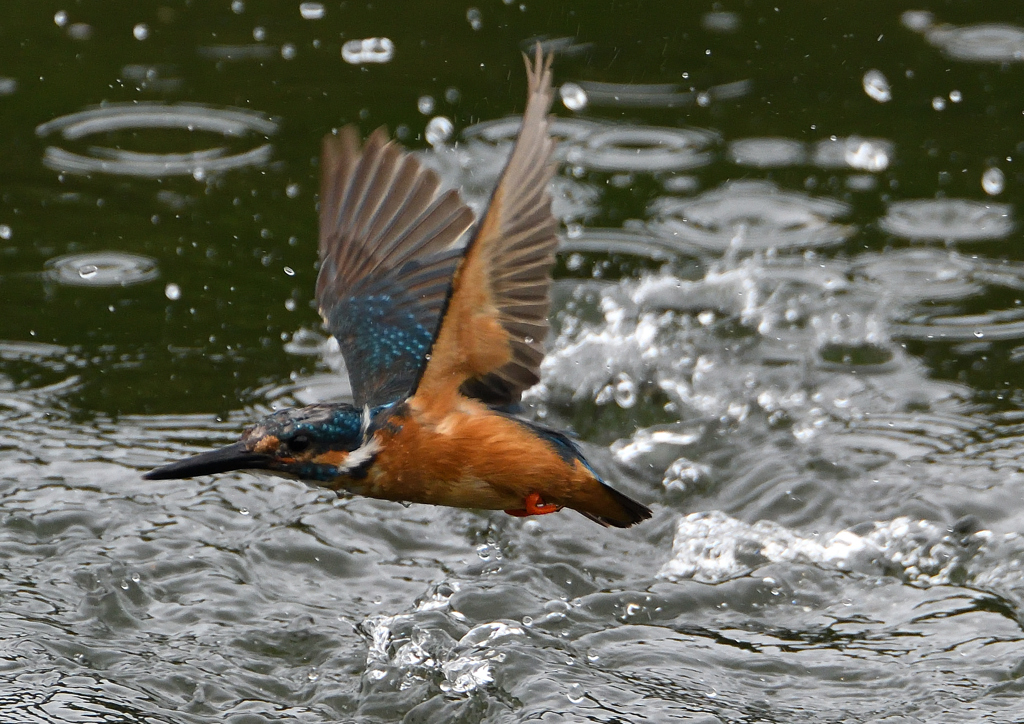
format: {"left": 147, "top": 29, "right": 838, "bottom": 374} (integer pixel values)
{"left": 354, "top": 402, "right": 591, "bottom": 511}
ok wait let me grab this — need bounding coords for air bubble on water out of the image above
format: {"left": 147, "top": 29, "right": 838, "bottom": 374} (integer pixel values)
{"left": 560, "top": 82, "right": 588, "bottom": 112}
{"left": 165, "top": 283, "right": 181, "bottom": 300}
{"left": 284, "top": 266, "right": 295, "bottom": 276}
{"left": 567, "top": 683, "right": 586, "bottom": 703}
{"left": 299, "top": 2, "right": 325, "bottom": 20}
{"left": 862, "top": 69, "right": 891, "bottom": 103}
{"left": 425, "top": 116, "right": 453, "bottom": 147}
{"left": 133, "top": 23, "right": 149, "bottom": 40}
{"left": 239, "top": 507, "right": 250, "bottom": 515}
{"left": 78, "top": 265, "right": 98, "bottom": 280}
{"left": 417, "top": 95, "right": 435, "bottom": 115}
{"left": 982, "top": 167, "right": 1005, "bottom": 196}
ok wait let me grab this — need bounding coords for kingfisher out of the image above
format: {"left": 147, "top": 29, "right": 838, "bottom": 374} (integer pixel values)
{"left": 145, "top": 47, "right": 652, "bottom": 528}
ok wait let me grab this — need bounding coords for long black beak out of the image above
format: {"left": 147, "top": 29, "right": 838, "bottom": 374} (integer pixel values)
{"left": 143, "top": 441, "right": 271, "bottom": 480}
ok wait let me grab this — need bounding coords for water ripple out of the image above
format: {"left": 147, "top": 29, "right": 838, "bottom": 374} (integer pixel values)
{"left": 649, "top": 180, "right": 854, "bottom": 253}
{"left": 880, "top": 199, "right": 1014, "bottom": 241}
{"left": 852, "top": 249, "right": 982, "bottom": 302}
{"left": 36, "top": 103, "right": 277, "bottom": 178}
{"left": 566, "top": 126, "right": 718, "bottom": 172}
{"left": 728, "top": 137, "right": 807, "bottom": 168}
{"left": 44, "top": 252, "right": 159, "bottom": 287}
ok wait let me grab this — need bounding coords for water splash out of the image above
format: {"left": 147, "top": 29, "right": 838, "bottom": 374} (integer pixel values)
{"left": 659, "top": 510, "right": 989, "bottom": 585}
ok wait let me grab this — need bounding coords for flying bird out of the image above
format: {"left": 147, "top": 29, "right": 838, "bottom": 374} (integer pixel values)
{"left": 145, "top": 47, "right": 652, "bottom": 528}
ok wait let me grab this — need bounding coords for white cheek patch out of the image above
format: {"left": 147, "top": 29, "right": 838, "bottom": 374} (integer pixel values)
{"left": 336, "top": 434, "right": 381, "bottom": 475}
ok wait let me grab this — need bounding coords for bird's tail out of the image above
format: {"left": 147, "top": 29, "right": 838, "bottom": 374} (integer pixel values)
{"left": 575, "top": 482, "right": 653, "bottom": 529}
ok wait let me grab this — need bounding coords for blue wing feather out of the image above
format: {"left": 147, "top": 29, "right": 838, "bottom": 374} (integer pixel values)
{"left": 317, "top": 128, "right": 474, "bottom": 407}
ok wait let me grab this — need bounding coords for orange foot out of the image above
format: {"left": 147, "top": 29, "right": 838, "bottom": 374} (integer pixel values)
{"left": 505, "top": 492, "right": 563, "bottom": 518}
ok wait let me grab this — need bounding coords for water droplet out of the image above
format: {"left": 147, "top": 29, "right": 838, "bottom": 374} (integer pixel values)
{"left": 560, "top": 82, "right": 588, "bottom": 112}
{"left": 54, "top": 10, "right": 68, "bottom": 26}
{"left": 444, "top": 87, "right": 461, "bottom": 104}
{"left": 949, "top": 89, "right": 962, "bottom": 103}
{"left": 425, "top": 116, "right": 453, "bottom": 147}
{"left": 78, "top": 264, "right": 98, "bottom": 279}
{"left": 132, "top": 23, "right": 149, "bottom": 41}
{"left": 281, "top": 43, "right": 296, "bottom": 60}
{"left": 252, "top": 26, "right": 266, "bottom": 41}
{"left": 862, "top": 69, "right": 891, "bottom": 103}
{"left": 417, "top": 95, "right": 435, "bottom": 115}
{"left": 286, "top": 183, "right": 300, "bottom": 198}
{"left": 341, "top": 37, "right": 395, "bottom": 64}
{"left": 284, "top": 298, "right": 297, "bottom": 311}
{"left": 932, "top": 96, "right": 946, "bottom": 111}
{"left": 165, "top": 283, "right": 181, "bottom": 300}
{"left": 466, "top": 7, "right": 482, "bottom": 30}
{"left": 567, "top": 683, "right": 585, "bottom": 703}
{"left": 0, "top": 224, "right": 11, "bottom": 240}
{"left": 299, "top": 2, "right": 325, "bottom": 20}
{"left": 231, "top": 0, "right": 245, "bottom": 13}
{"left": 284, "top": 266, "right": 295, "bottom": 276}
{"left": 982, "top": 167, "right": 1005, "bottom": 196}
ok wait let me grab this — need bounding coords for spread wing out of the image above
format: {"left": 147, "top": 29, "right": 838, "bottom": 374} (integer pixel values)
{"left": 317, "top": 127, "right": 475, "bottom": 408}
{"left": 415, "top": 46, "right": 558, "bottom": 408}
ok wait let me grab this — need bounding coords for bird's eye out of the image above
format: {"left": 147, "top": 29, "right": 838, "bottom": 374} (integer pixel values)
{"left": 288, "top": 434, "right": 311, "bottom": 452}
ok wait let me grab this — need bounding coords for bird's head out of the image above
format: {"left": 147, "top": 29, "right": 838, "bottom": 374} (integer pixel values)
{"left": 144, "top": 403, "right": 378, "bottom": 485}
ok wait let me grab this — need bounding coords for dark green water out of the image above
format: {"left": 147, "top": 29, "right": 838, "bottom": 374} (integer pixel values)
{"left": 4, "top": 2, "right": 1024, "bottom": 722}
